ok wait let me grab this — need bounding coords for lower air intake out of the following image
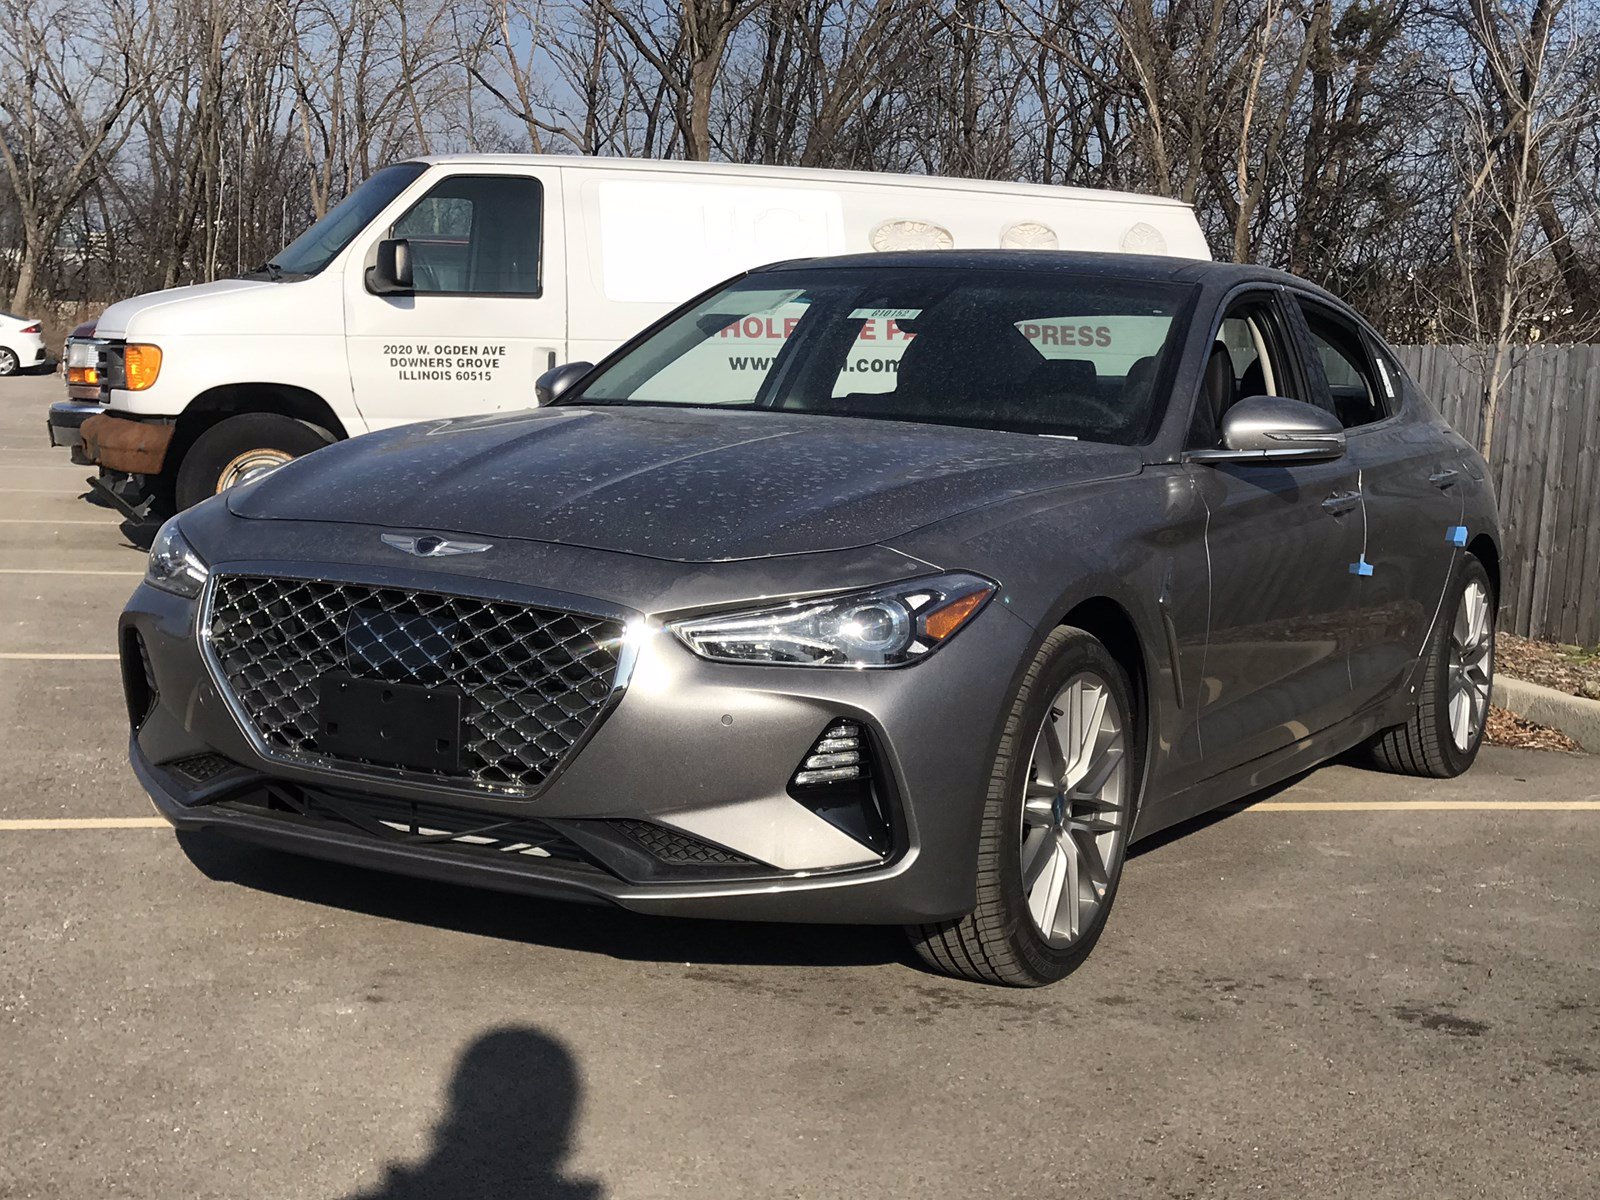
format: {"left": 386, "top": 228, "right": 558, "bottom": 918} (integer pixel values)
{"left": 609, "top": 819, "right": 756, "bottom": 867}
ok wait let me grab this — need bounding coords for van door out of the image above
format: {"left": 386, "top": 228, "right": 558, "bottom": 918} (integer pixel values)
{"left": 344, "top": 167, "right": 564, "bottom": 429}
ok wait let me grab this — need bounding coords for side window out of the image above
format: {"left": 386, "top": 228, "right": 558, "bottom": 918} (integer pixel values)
{"left": 1188, "top": 296, "right": 1295, "bottom": 448}
{"left": 391, "top": 175, "right": 541, "bottom": 295}
{"left": 1297, "top": 300, "right": 1387, "bottom": 428}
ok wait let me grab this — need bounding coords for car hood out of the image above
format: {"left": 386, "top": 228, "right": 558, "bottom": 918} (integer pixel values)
{"left": 227, "top": 405, "right": 1142, "bottom": 562}
{"left": 95, "top": 278, "right": 276, "bottom": 340}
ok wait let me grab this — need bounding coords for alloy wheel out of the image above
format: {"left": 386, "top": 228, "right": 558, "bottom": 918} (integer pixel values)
{"left": 1448, "top": 577, "right": 1493, "bottom": 751}
{"left": 1018, "top": 671, "right": 1129, "bottom": 947}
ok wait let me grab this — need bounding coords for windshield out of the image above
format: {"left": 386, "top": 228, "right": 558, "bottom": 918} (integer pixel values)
{"left": 262, "top": 162, "right": 427, "bottom": 279}
{"left": 570, "top": 267, "right": 1193, "bottom": 444}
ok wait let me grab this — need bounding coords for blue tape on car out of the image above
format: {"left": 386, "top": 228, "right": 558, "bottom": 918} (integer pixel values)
{"left": 1349, "top": 557, "right": 1374, "bottom": 577}
{"left": 1447, "top": 525, "right": 1468, "bottom": 546}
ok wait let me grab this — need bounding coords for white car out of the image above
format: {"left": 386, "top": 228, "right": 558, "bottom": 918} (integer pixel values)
{"left": 0, "top": 311, "right": 46, "bottom": 376}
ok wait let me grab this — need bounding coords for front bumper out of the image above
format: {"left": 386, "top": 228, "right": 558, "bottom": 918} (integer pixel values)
{"left": 121, "top": 534, "right": 1032, "bottom": 924}
{"left": 47, "top": 400, "right": 105, "bottom": 461}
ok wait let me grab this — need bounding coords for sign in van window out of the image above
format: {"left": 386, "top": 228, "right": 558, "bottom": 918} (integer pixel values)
{"left": 1013, "top": 315, "right": 1172, "bottom": 377}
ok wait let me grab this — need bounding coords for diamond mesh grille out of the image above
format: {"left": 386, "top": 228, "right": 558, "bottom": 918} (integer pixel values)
{"left": 204, "top": 574, "right": 624, "bottom": 794}
{"left": 609, "top": 819, "right": 755, "bottom": 867}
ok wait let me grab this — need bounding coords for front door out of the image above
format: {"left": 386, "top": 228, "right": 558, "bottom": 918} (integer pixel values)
{"left": 1187, "top": 290, "right": 1363, "bottom": 777}
{"left": 344, "top": 168, "right": 565, "bottom": 431}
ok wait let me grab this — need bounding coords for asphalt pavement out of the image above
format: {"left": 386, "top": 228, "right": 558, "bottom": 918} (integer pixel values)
{"left": 1, "top": 373, "right": 1595, "bottom": 1199}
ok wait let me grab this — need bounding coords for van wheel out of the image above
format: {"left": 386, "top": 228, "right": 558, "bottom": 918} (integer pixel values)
{"left": 0, "top": 348, "right": 18, "bottom": 376}
{"left": 175, "top": 414, "right": 331, "bottom": 510}
{"left": 907, "top": 627, "right": 1141, "bottom": 986}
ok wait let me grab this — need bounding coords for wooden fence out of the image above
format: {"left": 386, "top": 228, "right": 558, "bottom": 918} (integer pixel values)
{"left": 1394, "top": 344, "right": 1600, "bottom": 646}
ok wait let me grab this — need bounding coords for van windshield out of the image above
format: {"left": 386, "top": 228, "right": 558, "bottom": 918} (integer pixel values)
{"left": 255, "top": 162, "right": 427, "bottom": 280}
{"left": 570, "top": 267, "right": 1194, "bottom": 445}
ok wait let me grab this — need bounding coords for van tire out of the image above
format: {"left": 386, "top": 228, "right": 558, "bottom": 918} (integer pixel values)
{"left": 175, "top": 413, "right": 332, "bottom": 510}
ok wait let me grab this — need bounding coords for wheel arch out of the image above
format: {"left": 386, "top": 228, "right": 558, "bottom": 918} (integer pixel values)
{"left": 171, "top": 383, "right": 347, "bottom": 470}
{"left": 1059, "top": 596, "right": 1150, "bottom": 735}
{"left": 1467, "top": 533, "right": 1500, "bottom": 609}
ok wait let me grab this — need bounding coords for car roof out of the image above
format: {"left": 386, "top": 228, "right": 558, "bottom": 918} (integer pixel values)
{"left": 751, "top": 250, "right": 1344, "bottom": 306}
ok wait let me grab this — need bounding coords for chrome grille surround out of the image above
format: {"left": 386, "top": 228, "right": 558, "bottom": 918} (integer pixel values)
{"left": 199, "top": 572, "right": 629, "bottom": 797}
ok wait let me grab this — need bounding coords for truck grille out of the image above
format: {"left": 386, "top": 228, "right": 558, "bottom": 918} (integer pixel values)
{"left": 203, "top": 574, "right": 625, "bottom": 795}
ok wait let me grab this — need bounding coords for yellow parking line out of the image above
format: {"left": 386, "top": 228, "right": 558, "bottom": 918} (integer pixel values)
{"left": 0, "top": 569, "right": 142, "bottom": 576}
{"left": 0, "top": 652, "right": 118, "bottom": 660}
{"left": 1241, "top": 800, "right": 1600, "bottom": 811}
{"left": 0, "top": 518, "right": 121, "bottom": 525}
{"left": 0, "top": 817, "right": 166, "bottom": 830}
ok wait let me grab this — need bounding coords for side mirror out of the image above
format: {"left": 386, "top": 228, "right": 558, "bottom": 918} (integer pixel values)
{"left": 535, "top": 360, "right": 594, "bottom": 405}
{"left": 1191, "top": 395, "right": 1345, "bottom": 463}
{"left": 366, "top": 238, "right": 413, "bottom": 295}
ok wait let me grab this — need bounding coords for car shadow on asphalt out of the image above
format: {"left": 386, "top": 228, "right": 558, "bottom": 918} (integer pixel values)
{"left": 340, "top": 1025, "right": 604, "bottom": 1200}
{"left": 175, "top": 830, "right": 911, "bottom": 971}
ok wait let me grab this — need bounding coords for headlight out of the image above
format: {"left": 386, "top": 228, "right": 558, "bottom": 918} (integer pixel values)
{"left": 145, "top": 517, "right": 209, "bottom": 598}
{"left": 670, "top": 572, "right": 995, "bottom": 668}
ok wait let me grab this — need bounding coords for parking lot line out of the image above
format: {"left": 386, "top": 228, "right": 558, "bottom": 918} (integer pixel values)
{"left": 0, "top": 518, "right": 123, "bottom": 525}
{"left": 0, "top": 569, "right": 142, "bottom": 576}
{"left": 0, "top": 818, "right": 166, "bottom": 830}
{"left": 0, "top": 653, "right": 119, "bottom": 661}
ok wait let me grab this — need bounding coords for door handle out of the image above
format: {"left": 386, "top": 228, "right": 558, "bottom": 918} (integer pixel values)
{"left": 1321, "top": 491, "right": 1360, "bottom": 516}
{"left": 1429, "top": 467, "right": 1459, "bottom": 490}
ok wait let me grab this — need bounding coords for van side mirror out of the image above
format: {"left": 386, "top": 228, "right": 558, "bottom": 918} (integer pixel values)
{"left": 366, "top": 239, "right": 413, "bottom": 295}
{"left": 1190, "top": 395, "right": 1346, "bottom": 464}
{"left": 536, "top": 361, "right": 593, "bottom": 405}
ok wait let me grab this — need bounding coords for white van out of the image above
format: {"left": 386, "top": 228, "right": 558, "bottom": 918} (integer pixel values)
{"left": 55, "top": 155, "right": 1210, "bottom": 511}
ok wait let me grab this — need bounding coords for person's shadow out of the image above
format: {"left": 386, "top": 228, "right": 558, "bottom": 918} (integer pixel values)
{"left": 345, "top": 1026, "right": 603, "bottom": 1199}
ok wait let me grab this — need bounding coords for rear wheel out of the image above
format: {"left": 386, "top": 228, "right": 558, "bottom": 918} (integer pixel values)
{"left": 0, "top": 347, "right": 18, "bottom": 376}
{"left": 174, "top": 413, "right": 331, "bottom": 510}
{"left": 907, "top": 627, "right": 1139, "bottom": 986}
{"left": 1365, "top": 554, "right": 1494, "bottom": 778}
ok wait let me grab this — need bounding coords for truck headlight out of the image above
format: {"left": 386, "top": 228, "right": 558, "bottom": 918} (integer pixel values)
{"left": 670, "top": 573, "right": 995, "bottom": 668}
{"left": 145, "top": 517, "right": 209, "bottom": 598}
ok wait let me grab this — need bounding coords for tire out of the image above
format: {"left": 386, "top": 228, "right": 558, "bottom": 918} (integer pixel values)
{"left": 0, "top": 347, "right": 18, "bottom": 376}
{"left": 907, "top": 627, "right": 1142, "bottom": 986}
{"left": 1364, "top": 554, "right": 1494, "bottom": 778}
{"left": 174, "top": 413, "right": 332, "bottom": 510}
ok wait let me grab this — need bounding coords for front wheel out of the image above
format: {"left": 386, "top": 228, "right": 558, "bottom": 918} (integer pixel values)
{"left": 1364, "top": 554, "right": 1494, "bottom": 778}
{"left": 907, "top": 627, "right": 1140, "bottom": 986}
{"left": 174, "top": 413, "right": 332, "bottom": 510}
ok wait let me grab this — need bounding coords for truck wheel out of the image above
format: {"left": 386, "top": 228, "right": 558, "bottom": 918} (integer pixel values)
{"left": 0, "top": 348, "right": 18, "bottom": 376}
{"left": 175, "top": 414, "right": 331, "bottom": 510}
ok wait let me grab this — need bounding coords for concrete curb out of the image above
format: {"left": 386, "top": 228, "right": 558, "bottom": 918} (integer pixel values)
{"left": 1493, "top": 674, "right": 1600, "bottom": 752}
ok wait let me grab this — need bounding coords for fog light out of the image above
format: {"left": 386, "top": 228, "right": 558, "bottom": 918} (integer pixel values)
{"left": 793, "top": 720, "right": 868, "bottom": 786}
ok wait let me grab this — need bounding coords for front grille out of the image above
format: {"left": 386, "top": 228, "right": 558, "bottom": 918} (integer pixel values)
{"left": 204, "top": 574, "right": 625, "bottom": 794}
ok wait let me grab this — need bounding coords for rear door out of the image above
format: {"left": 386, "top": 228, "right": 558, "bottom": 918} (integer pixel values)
{"left": 344, "top": 166, "right": 565, "bottom": 429}
{"left": 1290, "top": 296, "right": 1461, "bottom": 709}
{"left": 1187, "top": 288, "right": 1364, "bottom": 776}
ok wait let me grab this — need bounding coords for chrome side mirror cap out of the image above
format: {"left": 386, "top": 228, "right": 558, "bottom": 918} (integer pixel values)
{"left": 535, "top": 361, "right": 594, "bottom": 405}
{"left": 1190, "top": 395, "right": 1346, "bottom": 464}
